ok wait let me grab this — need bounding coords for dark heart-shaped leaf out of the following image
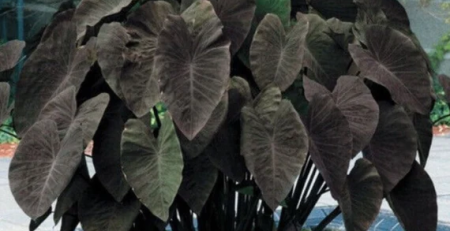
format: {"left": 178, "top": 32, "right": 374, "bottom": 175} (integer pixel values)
{"left": 37, "top": 86, "right": 109, "bottom": 146}
{"left": 178, "top": 152, "right": 218, "bottom": 214}
{"left": 0, "top": 40, "right": 25, "bottom": 72}
{"left": 14, "top": 19, "right": 96, "bottom": 136}
{"left": 121, "top": 117, "right": 183, "bottom": 221}
{"left": 72, "top": 93, "right": 110, "bottom": 145}
{"left": 97, "top": 22, "right": 129, "bottom": 100}
{"left": 305, "top": 93, "right": 352, "bottom": 199}
{"left": 60, "top": 204, "right": 80, "bottom": 231}
{"left": 363, "top": 101, "right": 417, "bottom": 192}
{"left": 326, "top": 18, "right": 354, "bottom": 50}
{"left": 304, "top": 76, "right": 379, "bottom": 156}
{"left": 177, "top": 93, "right": 228, "bottom": 159}
{"left": 332, "top": 76, "right": 378, "bottom": 156}
{"left": 9, "top": 120, "right": 83, "bottom": 219}
{"left": 339, "top": 158, "right": 383, "bottom": 231}
{"left": 387, "top": 162, "right": 437, "bottom": 231}
{"left": 29, "top": 207, "right": 52, "bottom": 231}
{"left": 209, "top": 0, "right": 256, "bottom": 54}
{"left": 349, "top": 25, "right": 431, "bottom": 115}
{"left": 303, "top": 75, "right": 330, "bottom": 102}
{"left": 250, "top": 13, "right": 309, "bottom": 91}
{"left": 230, "top": 76, "right": 252, "bottom": 102}
{"left": 155, "top": 12, "right": 231, "bottom": 140}
{"left": 413, "top": 113, "right": 433, "bottom": 167}
{"left": 380, "top": 0, "right": 410, "bottom": 32}
{"left": 37, "top": 86, "right": 77, "bottom": 136}
{"left": 298, "top": 13, "right": 352, "bottom": 90}
{"left": 307, "top": 0, "right": 357, "bottom": 22}
{"left": 438, "top": 74, "right": 450, "bottom": 103}
{"left": 54, "top": 156, "right": 90, "bottom": 224}
{"left": 79, "top": 177, "right": 141, "bottom": 231}
{"left": 206, "top": 89, "right": 248, "bottom": 182}
{"left": 73, "top": 0, "right": 133, "bottom": 40}
{"left": 0, "top": 82, "right": 11, "bottom": 124}
{"left": 241, "top": 89, "right": 308, "bottom": 210}
{"left": 93, "top": 96, "right": 130, "bottom": 202}
{"left": 97, "top": 1, "right": 175, "bottom": 117}
{"left": 252, "top": 86, "right": 282, "bottom": 124}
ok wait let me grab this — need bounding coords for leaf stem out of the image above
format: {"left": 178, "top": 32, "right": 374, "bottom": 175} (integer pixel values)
{"left": 0, "top": 129, "right": 19, "bottom": 139}
{"left": 433, "top": 114, "right": 450, "bottom": 125}
{"left": 313, "top": 206, "right": 341, "bottom": 231}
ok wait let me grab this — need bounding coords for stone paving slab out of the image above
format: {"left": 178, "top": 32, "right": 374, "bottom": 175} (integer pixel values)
{"left": 0, "top": 137, "right": 449, "bottom": 230}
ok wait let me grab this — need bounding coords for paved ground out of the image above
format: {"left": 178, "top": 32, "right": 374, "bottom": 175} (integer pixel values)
{"left": 1, "top": 137, "right": 449, "bottom": 230}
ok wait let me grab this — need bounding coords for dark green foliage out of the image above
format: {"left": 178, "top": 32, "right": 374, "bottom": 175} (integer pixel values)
{"left": 1, "top": 0, "right": 442, "bottom": 230}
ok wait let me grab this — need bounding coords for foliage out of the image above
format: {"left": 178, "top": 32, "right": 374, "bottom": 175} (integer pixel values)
{"left": 429, "top": 32, "right": 450, "bottom": 125}
{"left": 0, "top": 0, "right": 442, "bottom": 231}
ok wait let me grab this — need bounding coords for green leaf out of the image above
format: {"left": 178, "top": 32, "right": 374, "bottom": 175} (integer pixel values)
{"left": 155, "top": 12, "right": 231, "bottom": 140}
{"left": 250, "top": 13, "right": 309, "bottom": 91}
{"left": 9, "top": 120, "right": 83, "bottom": 219}
{"left": 241, "top": 87, "right": 308, "bottom": 210}
{"left": 255, "top": 0, "right": 291, "bottom": 28}
{"left": 121, "top": 117, "right": 183, "bottom": 221}
{"left": 0, "top": 82, "right": 11, "bottom": 125}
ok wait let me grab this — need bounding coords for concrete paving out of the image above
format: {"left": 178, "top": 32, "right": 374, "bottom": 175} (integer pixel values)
{"left": 0, "top": 137, "right": 449, "bottom": 230}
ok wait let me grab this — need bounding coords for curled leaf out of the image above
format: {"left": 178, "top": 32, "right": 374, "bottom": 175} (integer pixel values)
{"left": 349, "top": 25, "right": 431, "bottom": 114}
{"left": 74, "top": 0, "right": 133, "bottom": 40}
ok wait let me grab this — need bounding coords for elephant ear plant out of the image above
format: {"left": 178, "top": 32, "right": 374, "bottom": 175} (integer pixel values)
{"left": 1, "top": 0, "right": 440, "bottom": 230}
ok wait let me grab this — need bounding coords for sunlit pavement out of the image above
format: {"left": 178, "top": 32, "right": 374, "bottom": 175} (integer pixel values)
{"left": 1, "top": 137, "right": 450, "bottom": 230}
